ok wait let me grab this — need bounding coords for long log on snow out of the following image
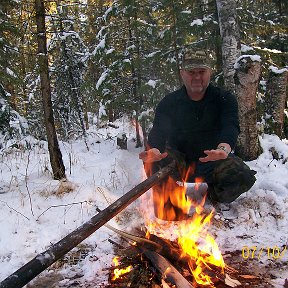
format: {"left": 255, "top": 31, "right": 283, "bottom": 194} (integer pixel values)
{"left": 0, "top": 161, "right": 176, "bottom": 288}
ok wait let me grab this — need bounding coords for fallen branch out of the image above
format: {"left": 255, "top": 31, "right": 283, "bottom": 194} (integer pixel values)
{"left": 0, "top": 200, "right": 30, "bottom": 221}
{"left": 0, "top": 161, "right": 176, "bottom": 288}
{"left": 36, "top": 201, "right": 88, "bottom": 221}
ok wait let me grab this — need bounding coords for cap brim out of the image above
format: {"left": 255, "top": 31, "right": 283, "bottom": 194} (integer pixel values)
{"left": 182, "top": 63, "right": 211, "bottom": 70}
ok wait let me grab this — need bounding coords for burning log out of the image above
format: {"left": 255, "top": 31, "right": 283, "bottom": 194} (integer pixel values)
{"left": 0, "top": 162, "right": 176, "bottom": 288}
{"left": 142, "top": 249, "right": 194, "bottom": 288}
{"left": 107, "top": 224, "right": 246, "bottom": 288}
{"left": 102, "top": 222, "right": 163, "bottom": 252}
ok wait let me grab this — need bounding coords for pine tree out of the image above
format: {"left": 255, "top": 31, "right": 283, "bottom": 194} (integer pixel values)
{"left": 237, "top": 0, "right": 288, "bottom": 70}
{"left": 0, "top": 0, "right": 28, "bottom": 142}
{"left": 50, "top": 3, "right": 89, "bottom": 144}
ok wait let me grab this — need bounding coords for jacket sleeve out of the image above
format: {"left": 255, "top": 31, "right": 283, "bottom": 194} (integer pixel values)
{"left": 218, "top": 91, "right": 240, "bottom": 149}
{"left": 147, "top": 100, "right": 172, "bottom": 153}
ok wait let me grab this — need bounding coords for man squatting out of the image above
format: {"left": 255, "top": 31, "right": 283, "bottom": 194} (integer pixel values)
{"left": 139, "top": 50, "right": 256, "bottom": 220}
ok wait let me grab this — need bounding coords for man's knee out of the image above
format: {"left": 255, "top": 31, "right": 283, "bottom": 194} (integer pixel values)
{"left": 210, "top": 156, "right": 257, "bottom": 203}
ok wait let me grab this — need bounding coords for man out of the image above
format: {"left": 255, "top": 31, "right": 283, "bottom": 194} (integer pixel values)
{"left": 139, "top": 49, "right": 256, "bottom": 219}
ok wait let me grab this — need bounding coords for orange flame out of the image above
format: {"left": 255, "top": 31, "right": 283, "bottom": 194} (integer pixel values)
{"left": 142, "top": 162, "right": 225, "bottom": 287}
{"left": 152, "top": 175, "right": 193, "bottom": 221}
{"left": 111, "top": 256, "right": 132, "bottom": 281}
{"left": 177, "top": 212, "right": 225, "bottom": 286}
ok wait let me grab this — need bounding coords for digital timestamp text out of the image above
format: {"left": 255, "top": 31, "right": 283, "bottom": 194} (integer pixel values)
{"left": 241, "top": 245, "right": 287, "bottom": 260}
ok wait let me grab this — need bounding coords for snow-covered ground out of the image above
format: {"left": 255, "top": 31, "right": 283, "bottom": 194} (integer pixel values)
{"left": 0, "top": 120, "right": 287, "bottom": 287}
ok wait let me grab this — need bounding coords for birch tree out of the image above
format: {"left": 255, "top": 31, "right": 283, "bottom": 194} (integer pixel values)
{"left": 264, "top": 67, "right": 288, "bottom": 138}
{"left": 35, "top": 0, "right": 65, "bottom": 180}
{"left": 234, "top": 56, "right": 262, "bottom": 160}
{"left": 216, "top": 0, "right": 241, "bottom": 92}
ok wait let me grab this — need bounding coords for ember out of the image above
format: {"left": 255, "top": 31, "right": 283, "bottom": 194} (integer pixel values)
{"left": 111, "top": 256, "right": 132, "bottom": 281}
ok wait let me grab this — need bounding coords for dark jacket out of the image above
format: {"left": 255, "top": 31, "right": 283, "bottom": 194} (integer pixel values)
{"left": 148, "top": 84, "right": 240, "bottom": 163}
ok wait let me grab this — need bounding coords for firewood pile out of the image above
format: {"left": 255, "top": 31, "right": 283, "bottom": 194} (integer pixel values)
{"left": 104, "top": 225, "right": 273, "bottom": 288}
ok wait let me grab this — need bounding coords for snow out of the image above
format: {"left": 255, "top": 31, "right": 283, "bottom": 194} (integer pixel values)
{"left": 103, "top": 6, "right": 113, "bottom": 22}
{"left": 0, "top": 123, "right": 288, "bottom": 287}
{"left": 59, "top": 31, "right": 81, "bottom": 41}
{"left": 269, "top": 65, "right": 288, "bottom": 74}
{"left": 145, "top": 50, "right": 160, "bottom": 58}
{"left": 234, "top": 54, "right": 261, "bottom": 69}
{"left": 6, "top": 68, "right": 16, "bottom": 77}
{"left": 105, "top": 48, "right": 114, "bottom": 55}
{"left": 146, "top": 79, "right": 157, "bottom": 88}
{"left": 96, "top": 70, "right": 109, "bottom": 89}
{"left": 254, "top": 46, "right": 283, "bottom": 54}
{"left": 92, "top": 37, "right": 106, "bottom": 56}
{"left": 241, "top": 44, "right": 254, "bottom": 53}
{"left": 98, "top": 102, "right": 107, "bottom": 118}
{"left": 181, "top": 10, "right": 192, "bottom": 14}
{"left": 96, "top": 26, "right": 106, "bottom": 39}
{"left": 267, "top": 20, "right": 275, "bottom": 25}
{"left": 190, "top": 19, "right": 204, "bottom": 26}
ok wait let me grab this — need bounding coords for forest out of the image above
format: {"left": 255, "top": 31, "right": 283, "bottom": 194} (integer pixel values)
{"left": 0, "top": 0, "right": 287, "bottom": 159}
{"left": 0, "top": 1, "right": 288, "bottom": 287}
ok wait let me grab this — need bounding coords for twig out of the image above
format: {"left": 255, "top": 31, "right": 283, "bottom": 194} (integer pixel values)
{"left": 36, "top": 201, "right": 88, "bottom": 221}
{"left": 108, "top": 238, "right": 125, "bottom": 249}
{"left": 267, "top": 159, "right": 274, "bottom": 167}
{"left": 97, "top": 186, "right": 112, "bottom": 205}
{"left": 25, "top": 149, "right": 34, "bottom": 216}
{"left": 0, "top": 200, "right": 30, "bottom": 220}
{"left": 69, "top": 152, "right": 72, "bottom": 175}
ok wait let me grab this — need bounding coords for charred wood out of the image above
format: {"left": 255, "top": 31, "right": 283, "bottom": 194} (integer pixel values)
{"left": 142, "top": 249, "right": 194, "bottom": 288}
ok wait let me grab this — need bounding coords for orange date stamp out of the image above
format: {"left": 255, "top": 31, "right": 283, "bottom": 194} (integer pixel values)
{"left": 241, "top": 245, "right": 287, "bottom": 260}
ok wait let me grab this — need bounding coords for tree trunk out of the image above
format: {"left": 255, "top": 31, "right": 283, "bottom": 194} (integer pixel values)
{"left": 216, "top": 0, "right": 241, "bottom": 93}
{"left": 234, "top": 56, "right": 262, "bottom": 160}
{"left": 264, "top": 67, "right": 288, "bottom": 138}
{"left": 170, "top": 2, "right": 181, "bottom": 85}
{"left": 127, "top": 17, "right": 142, "bottom": 148}
{"left": 140, "top": 117, "right": 148, "bottom": 150}
{"left": 35, "top": 0, "right": 66, "bottom": 180}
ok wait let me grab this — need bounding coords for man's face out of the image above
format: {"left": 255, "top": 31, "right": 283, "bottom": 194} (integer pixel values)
{"left": 180, "top": 68, "right": 211, "bottom": 95}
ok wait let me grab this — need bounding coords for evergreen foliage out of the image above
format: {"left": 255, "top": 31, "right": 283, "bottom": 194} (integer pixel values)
{"left": 237, "top": 0, "right": 288, "bottom": 70}
{"left": 0, "top": 0, "right": 287, "bottom": 143}
{"left": 0, "top": 0, "right": 28, "bottom": 143}
{"left": 50, "top": 3, "right": 89, "bottom": 140}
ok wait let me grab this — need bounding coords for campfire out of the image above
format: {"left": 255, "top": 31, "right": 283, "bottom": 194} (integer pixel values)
{"left": 105, "top": 171, "right": 260, "bottom": 287}
{"left": 144, "top": 176, "right": 225, "bottom": 287}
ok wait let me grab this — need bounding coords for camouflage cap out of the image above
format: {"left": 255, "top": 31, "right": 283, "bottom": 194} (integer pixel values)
{"left": 181, "top": 49, "right": 212, "bottom": 70}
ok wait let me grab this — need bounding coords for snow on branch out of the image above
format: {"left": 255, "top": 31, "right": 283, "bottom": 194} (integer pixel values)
{"left": 96, "top": 70, "right": 109, "bottom": 89}
{"left": 269, "top": 66, "right": 288, "bottom": 74}
{"left": 234, "top": 54, "right": 261, "bottom": 69}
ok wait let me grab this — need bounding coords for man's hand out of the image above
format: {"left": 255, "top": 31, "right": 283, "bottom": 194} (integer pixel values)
{"left": 199, "top": 143, "right": 231, "bottom": 162}
{"left": 139, "top": 148, "right": 168, "bottom": 163}
{"left": 199, "top": 149, "right": 228, "bottom": 162}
